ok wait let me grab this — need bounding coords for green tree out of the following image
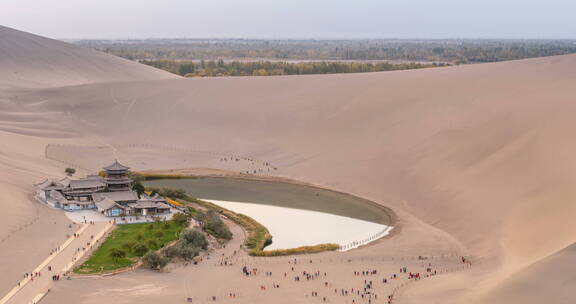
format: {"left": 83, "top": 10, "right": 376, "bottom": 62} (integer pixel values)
{"left": 203, "top": 210, "right": 232, "bottom": 240}
{"left": 180, "top": 229, "right": 208, "bottom": 250}
{"left": 147, "top": 239, "right": 159, "bottom": 249}
{"left": 109, "top": 248, "right": 126, "bottom": 262}
{"left": 132, "top": 181, "right": 145, "bottom": 196}
{"left": 133, "top": 243, "right": 149, "bottom": 257}
{"left": 176, "top": 243, "right": 200, "bottom": 261}
{"left": 172, "top": 212, "right": 190, "bottom": 227}
{"left": 65, "top": 168, "right": 76, "bottom": 176}
{"left": 122, "top": 241, "right": 136, "bottom": 252}
{"left": 142, "top": 252, "right": 168, "bottom": 270}
{"left": 163, "top": 246, "right": 179, "bottom": 259}
{"left": 159, "top": 188, "right": 186, "bottom": 199}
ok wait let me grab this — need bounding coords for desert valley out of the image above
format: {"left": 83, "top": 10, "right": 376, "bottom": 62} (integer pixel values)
{"left": 0, "top": 22, "right": 575, "bottom": 304}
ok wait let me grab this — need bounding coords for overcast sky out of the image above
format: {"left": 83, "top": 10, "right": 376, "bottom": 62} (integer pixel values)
{"left": 1, "top": 0, "right": 574, "bottom": 39}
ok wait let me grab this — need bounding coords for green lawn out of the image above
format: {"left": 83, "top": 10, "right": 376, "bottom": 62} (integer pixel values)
{"left": 75, "top": 221, "right": 185, "bottom": 274}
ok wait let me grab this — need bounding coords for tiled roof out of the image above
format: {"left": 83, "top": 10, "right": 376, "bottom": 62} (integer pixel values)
{"left": 92, "top": 191, "right": 139, "bottom": 202}
{"left": 103, "top": 160, "right": 130, "bottom": 171}
{"left": 129, "top": 199, "right": 171, "bottom": 209}
{"left": 95, "top": 197, "right": 126, "bottom": 211}
{"left": 69, "top": 178, "right": 105, "bottom": 189}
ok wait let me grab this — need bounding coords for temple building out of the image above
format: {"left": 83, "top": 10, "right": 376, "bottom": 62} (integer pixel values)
{"left": 103, "top": 160, "right": 132, "bottom": 192}
{"left": 35, "top": 160, "right": 174, "bottom": 218}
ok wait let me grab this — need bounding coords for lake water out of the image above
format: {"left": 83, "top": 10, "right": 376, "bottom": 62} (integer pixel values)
{"left": 144, "top": 177, "right": 393, "bottom": 250}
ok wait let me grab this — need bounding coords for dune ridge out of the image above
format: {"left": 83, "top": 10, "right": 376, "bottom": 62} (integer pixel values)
{"left": 0, "top": 25, "right": 178, "bottom": 89}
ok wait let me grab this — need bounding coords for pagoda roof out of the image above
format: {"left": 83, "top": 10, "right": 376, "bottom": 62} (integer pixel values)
{"left": 103, "top": 160, "right": 130, "bottom": 171}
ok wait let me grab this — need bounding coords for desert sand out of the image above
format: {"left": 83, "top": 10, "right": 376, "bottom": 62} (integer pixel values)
{"left": 0, "top": 24, "right": 575, "bottom": 303}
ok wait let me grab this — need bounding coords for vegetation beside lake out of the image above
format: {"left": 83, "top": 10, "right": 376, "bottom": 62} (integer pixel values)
{"left": 74, "top": 220, "right": 185, "bottom": 274}
{"left": 175, "top": 194, "right": 340, "bottom": 256}
{"left": 181, "top": 196, "right": 272, "bottom": 254}
{"left": 143, "top": 228, "right": 207, "bottom": 270}
{"left": 251, "top": 243, "right": 340, "bottom": 257}
{"left": 191, "top": 208, "right": 233, "bottom": 240}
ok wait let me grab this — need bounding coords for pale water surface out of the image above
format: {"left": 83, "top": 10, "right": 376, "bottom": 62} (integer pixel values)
{"left": 205, "top": 199, "right": 391, "bottom": 250}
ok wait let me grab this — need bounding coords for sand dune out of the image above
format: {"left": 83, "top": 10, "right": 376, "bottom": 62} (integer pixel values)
{"left": 1, "top": 26, "right": 575, "bottom": 303}
{"left": 482, "top": 243, "right": 576, "bottom": 304}
{"left": 0, "top": 25, "right": 178, "bottom": 89}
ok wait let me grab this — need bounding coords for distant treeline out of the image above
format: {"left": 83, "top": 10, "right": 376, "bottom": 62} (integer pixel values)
{"left": 140, "top": 59, "right": 444, "bottom": 77}
{"left": 74, "top": 39, "right": 576, "bottom": 64}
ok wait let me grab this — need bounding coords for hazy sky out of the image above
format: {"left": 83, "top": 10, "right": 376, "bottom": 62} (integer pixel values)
{"left": 1, "top": 0, "right": 574, "bottom": 39}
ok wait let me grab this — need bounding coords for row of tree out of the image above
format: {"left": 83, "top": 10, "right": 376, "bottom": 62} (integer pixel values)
{"left": 140, "top": 59, "right": 443, "bottom": 77}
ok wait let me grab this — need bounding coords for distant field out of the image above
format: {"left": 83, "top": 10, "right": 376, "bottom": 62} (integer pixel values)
{"left": 75, "top": 221, "right": 184, "bottom": 274}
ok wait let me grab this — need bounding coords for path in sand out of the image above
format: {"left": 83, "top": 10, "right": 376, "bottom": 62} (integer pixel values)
{"left": 1, "top": 221, "right": 112, "bottom": 304}
{"left": 41, "top": 212, "right": 472, "bottom": 304}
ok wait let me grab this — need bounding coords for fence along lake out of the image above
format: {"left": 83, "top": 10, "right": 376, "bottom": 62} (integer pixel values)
{"left": 144, "top": 177, "right": 393, "bottom": 250}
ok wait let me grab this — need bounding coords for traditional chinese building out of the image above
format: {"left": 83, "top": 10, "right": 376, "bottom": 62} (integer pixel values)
{"left": 103, "top": 160, "right": 132, "bottom": 192}
{"left": 35, "top": 160, "right": 174, "bottom": 218}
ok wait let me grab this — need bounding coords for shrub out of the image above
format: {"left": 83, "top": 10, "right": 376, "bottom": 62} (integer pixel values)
{"left": 187, "top": 206, "right": 198, "bottom": 217}
{"left": 192, "top": 210, "right": 232, "bottom": 240}
{"left": 176, "top": 243, "right": 200, "bottom": 261}
{"left": 203, "top": 210, "right": 232, "bottom": 240}
{"left": 122, "top": 241, "right": 136, "bottom": 252}
{"left": 133, "top": 243, "right": 149, "bottom": 257}
{"left": 180, "top": 229, "right": 208, "bottom": 250}
{"left": 154, "top": 231, "right": 164, "bottom": 238}
{"left": 163, "top": 246, "right": 179, "bottom": 259}
{"left": 147, "top": 239, "right": 159, "bottom": 249}
{"left": 250, "top": 243, "right": 340, "bottom": 257}
{"left": 109, "top": 248, "right": 126, "bottom": 262}
{"left": 64, "top": 167, "right": 76, "bottom": 176}
{"left": 152, "top": 187, "right": 186, "bottom": 199}
{"left": 172, "top": 212, "right": 190, "bottom": 227}
{"left": 142, "top": 252, "right": 168, "bottom": 270}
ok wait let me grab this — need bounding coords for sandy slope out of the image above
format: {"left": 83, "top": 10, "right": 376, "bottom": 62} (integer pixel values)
{"left": 1, "top": 26, "right": 575, "bottom": 303}
{"left": 0, "top": 25, "right": 178, "bottom": 89}
{"left": 481, "top": 243, "right": 576, "bottom": 304}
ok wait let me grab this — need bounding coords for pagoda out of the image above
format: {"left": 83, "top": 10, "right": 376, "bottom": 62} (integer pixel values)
{"left": 103, "top": 160, "right": 132, "bottom": 192}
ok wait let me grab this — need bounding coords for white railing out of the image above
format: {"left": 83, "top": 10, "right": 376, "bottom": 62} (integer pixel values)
{"left": 338, "top": 226, "right": 393, "bottom": 251}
